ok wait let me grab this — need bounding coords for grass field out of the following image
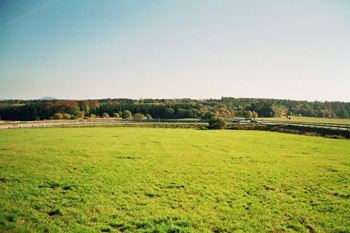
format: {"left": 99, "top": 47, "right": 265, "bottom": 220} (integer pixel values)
{"left": 262, "top": 116, "right": 350, "bottom": 125}
{"left": 0, "top": 128, "right": 350, "bottom": 232}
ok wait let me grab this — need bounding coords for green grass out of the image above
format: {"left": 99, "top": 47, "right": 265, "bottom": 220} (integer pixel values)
{"left": 263, "top": 116, "right": 350, "bottom": 124}
{"left": 0, "top": 128, "right": 349, "bottom": 232}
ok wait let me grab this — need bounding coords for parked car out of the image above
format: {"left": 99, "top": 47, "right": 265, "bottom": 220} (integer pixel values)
{"left": 250, "top": 120, "right": 258, "bottom": 123}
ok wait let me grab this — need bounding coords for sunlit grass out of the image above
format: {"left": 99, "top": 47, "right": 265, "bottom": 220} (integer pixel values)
{"left": 0, "top": 128, "right": 349, "bottom": 232}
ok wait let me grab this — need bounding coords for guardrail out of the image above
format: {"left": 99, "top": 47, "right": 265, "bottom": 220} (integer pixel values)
{"left": 0, "top": 119, "right": 210, "bottom": 130}
{"left": 1, "top": 119, "right": 349, "bottom": 131}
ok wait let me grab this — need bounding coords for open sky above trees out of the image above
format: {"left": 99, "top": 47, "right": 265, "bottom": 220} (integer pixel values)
{"left": 1, "top": 0, "right": 350, "bottom": 101}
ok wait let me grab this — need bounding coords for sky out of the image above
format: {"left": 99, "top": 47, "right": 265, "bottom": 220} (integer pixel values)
{"left": 1, "top": 0, "right": 350, "bottom": 102}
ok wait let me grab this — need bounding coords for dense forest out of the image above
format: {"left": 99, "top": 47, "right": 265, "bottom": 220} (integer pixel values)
{"left": 0, "top": 97, "right": 349, "bottom": 121}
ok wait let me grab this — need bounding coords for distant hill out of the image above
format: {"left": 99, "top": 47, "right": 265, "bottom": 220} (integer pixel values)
{"left": 40, "top": 97, "right": 57, "bottom": 100}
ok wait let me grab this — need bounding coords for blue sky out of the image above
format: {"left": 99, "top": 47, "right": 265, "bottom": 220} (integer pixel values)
{"left": 1, "top": 0, "right": 350, "bottom": 101}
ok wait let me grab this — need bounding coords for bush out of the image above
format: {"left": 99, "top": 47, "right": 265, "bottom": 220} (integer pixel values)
{"left": 90, "top": 114, "right": 96, "bottom": 119}
{"left": 53, "top": 113, "right": 63, "bottom": 120}
{"left": 122, "top": 110, "right": 132, "bottom": 119}
{"left": 145, "top": 114, "right": 152, "bottom": 119}
{"left": 75, "top": 111, "right": 84, "bottom": 119}
{"left": 208, "top": 117, "right": 226, "bottom": 129}
{"left": 63, "top": 113, "right": 71, "bottom": 119}
{"left": 113, "top": 113, "right": 120, "bottom": 118}
{"left": 245, "top": 111, "right": 253, "bottom": 119}
{"left": 133, "top": 113, "right": 145, "bottom": 120}
{"left": 102, "top": 113, "right": 110, "bottom": 118}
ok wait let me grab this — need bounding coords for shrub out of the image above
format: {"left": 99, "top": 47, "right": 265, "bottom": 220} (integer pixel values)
{"left": 145, "top": 114, "right": 152, "bottom": 119}
{"left": 113, "top": 113, "right": 120, "bottom": 118}
{"left": 63, "top": 113, "right": 71, "bottom": 119}
{"left": 75, "top": 111, "right": 84, "bottom": 119}
{"left": 102, "top": 113, "right": 110, "bottom": 118}
{"left": 208, "top": 117, "right": 226, "bottom": 129}
{"left": 53, "top": 113, "right": 63, "bottom": 120}
{"left": 245, "top": 111, "right": 253, "bottom": 119}
{"left": 90, "top": 114, "right": 96, "bottom": 118}
{"left": 122, "top": 110, "right": 132, "bottom": 119}
{"left": 133, "top": 113, "right": 145, "bottom": 120}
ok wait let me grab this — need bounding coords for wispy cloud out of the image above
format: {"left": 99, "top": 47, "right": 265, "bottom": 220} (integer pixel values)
{"left": 0, "top": 0, "right": 63, "bottom": 28}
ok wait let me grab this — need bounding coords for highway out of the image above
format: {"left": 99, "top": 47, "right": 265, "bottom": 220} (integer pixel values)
{"left": 1, "top": 119, "right": 349, "bottom": 131}
{"left": 0, "top": 119, "right": 208, "bottom": 130}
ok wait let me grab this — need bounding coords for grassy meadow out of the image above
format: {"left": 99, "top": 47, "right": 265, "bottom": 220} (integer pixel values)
{"left": 0, "top": 127, "right": 350, "bottom": 232}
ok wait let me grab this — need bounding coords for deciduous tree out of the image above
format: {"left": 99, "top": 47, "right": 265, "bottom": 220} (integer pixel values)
{"left": 203, "top": 111, "right": 214, "bottom": 119}
{"left": 122, "top": 110, "right": 132, "bottom": 119}
{"left": 208, "top": 117, "right": 226, "bottom": 129}
{"left": 164, "top": 108, "right": 175, "bottom": 118}
{"left": 336, "top": 108, "right": 348, "bottom": 119}
{"left": 245, "top": 111, "right": 253, "bottom": 119}
{"left": 75, "top": 111, "right": 84, "bottom": 119}
{"left": 252, "top": 111, "right": 258, "bottom": 119}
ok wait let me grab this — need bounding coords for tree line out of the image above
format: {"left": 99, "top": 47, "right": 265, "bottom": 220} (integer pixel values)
{"left": 0, "top": 97, "right": 349, "bottom": 121}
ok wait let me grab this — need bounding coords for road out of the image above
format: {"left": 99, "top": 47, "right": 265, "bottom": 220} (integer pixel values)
{"left": 1, "top": 119, "right": 349, "bottom": 131}
{"left": 0, "top": 120, "right": 209, "bottom": 130}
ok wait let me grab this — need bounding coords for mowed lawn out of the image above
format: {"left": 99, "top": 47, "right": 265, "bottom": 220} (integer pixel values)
{"left": 0, "top": 128, "right": 349, "bottom": 232}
